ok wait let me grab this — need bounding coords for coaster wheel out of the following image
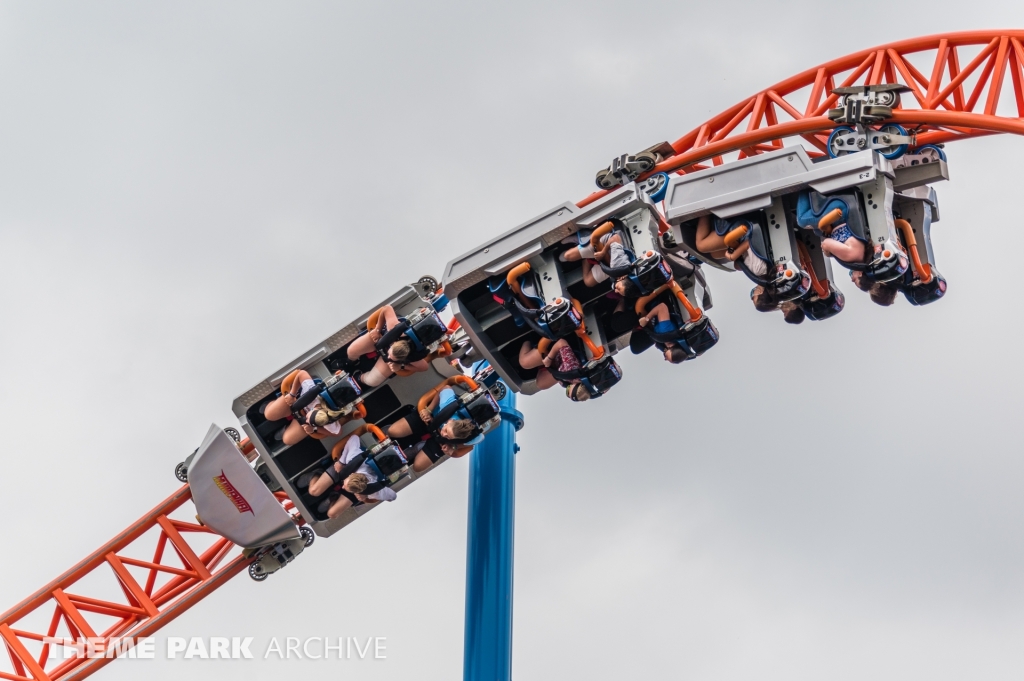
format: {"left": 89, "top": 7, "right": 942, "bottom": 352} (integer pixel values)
{"left": 595, "top": 168, "right": 616, "bottom": 189}
{"left": 300, "top": 526, "right": 315, "bottom": 547}
{"left": 913, "top": 144, "right": 947, "bottom": 163}
{"left": 633, "top": 151, "right": 657, "bottom": 174}
{"left": 640, "top": 172, "right": 669, "bottom": 202}
{"left": 876, "top": 123, "right": 909, "bottom": 159}
{"left": 827, "top": 125, "right": 857, "bottom": 158}
{"left": 489, "top": 382, "right": 507, "bottom": 402}
{"left": 174, "top": 462, "right": 189, "bottom": 483}
{"left": 248, "top": 562, "right": 268, "bottom": 582}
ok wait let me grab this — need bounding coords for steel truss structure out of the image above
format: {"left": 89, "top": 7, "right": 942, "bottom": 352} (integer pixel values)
{"left": 579, "top": 30, "right": 1024, "bottom": 206}
{"left": 0, "top": 488, "right": 246, "bottom": 681}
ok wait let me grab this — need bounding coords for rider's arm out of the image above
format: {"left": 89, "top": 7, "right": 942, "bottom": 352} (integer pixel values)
{"left": 403, "top": 358, "right": 430, "bottom": 373}
{"left": 725, "top": 241, "right": 750, "bottom": 262}
{"left": 334, "top": 452, "right": 367, "bottom": 482}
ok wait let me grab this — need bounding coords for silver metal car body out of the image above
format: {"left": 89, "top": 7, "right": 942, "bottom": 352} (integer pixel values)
{"left": 230, "top": 284, "right": 462, "bottom": 539}
{"left": 189, "top": 424, "right": 301, "bottom": 549}
{"left": 662, "top": 146, "right": 947, "bottom": 275}
{"left": 442, "top": 182, "right": 696, "bottom": 393}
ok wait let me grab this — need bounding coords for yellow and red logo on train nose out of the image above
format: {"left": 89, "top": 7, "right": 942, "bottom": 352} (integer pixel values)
{"left": 213, "top": 470, "right": 254, "bottom": 515}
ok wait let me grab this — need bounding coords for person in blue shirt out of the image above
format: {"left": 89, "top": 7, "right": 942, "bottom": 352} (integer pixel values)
{"left": 386, "top": 386, "right": 481, "bottom": 472}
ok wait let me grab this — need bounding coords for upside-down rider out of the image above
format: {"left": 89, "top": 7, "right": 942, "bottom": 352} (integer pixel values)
{"left": 344, "top": 304, "right": 432, "bottom": 387}
{"left": 386, "top": 385, "right": 482, "bottom": 472}
{"left": 559, "top": 223, "right": 632, "bottom": 288}
{"left": 261, "top": 369, "right": 344, "bottom": 446}
{"left": 303, "top": 432, "right": 398, "bottom": 519}
{"left": 693, "top": 214, "right": 772, "bottom": 279}
{"left": 627, "top": 254, "right": 720, "bottom": 362}
{"left": 518, "top": 336, "right": 621, "bottom": 401}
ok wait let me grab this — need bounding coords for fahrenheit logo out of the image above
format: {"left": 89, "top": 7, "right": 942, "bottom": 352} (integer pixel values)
{"left": 213, "top": 470, "right": 254, "bottom": 515}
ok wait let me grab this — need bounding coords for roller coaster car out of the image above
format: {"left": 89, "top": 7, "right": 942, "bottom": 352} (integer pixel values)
{"left": 443, "top": 180, "right": 669, "bottom": 393}
{"left": 595, "top": 141, "right": 676, "bottom": 190}
{"left": 663, "top": 145, "right": 949, "bottom": 299}
{"left": 229, "top": 281, "right": 468, "bottom": 539}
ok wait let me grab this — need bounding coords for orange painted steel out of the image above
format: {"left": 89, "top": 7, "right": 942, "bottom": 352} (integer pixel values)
{"left": 895, "top": 218, "right": 933, "bottom": 284}
{"left": 505, "top": 262, "right": 533, "bottom": 305}
{"left": 818, "top": 208, "right": 845, "bottom": 232}
{"left": 589, "top": 221, "right": 614, "bottom": 251}
{"left": 633, "top": 281, "right": 702, "bottom": 323}
{"left": 0, "top": 486, "right": 246, "bottom": 681}
{"left": 669, "top": 281, "right": 704, "bottom": 323}
{"left": 796, "top": 240, "right": 832, "bottom": 299}
{"left": 417, "top": 375, "right": 480, "bottom": 412}
{"left": 723, "top": 225, "right": 749, "bottom": 250}
{"left": 569, "top": 298, "right": 605, "bottom": 360}
{"left": 578, "top": 30, "right": 1024, "bottom": 208}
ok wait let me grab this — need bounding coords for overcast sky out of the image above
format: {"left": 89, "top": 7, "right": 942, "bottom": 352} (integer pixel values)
{"left": 2, "top": 3, "right": 1024, "bottom": 680}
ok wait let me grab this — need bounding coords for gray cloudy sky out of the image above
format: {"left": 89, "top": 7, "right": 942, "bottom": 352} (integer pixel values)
{"left": 2, "top": 2, "right": 1024, "bottom": 680}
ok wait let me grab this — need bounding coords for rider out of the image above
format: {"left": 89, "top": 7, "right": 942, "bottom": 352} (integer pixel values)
{"left": 562, "top": 234, "right": 632, "bottom": 288}
{"left": 635, "top": 300, "right": 691, "bottom": 363}
{"left": 261, "top": 369, "right": 343, "bottom": 446}
{"left": 386, "top": 387, "right": 482, "bottom": 472}
{"left": 748, "top": 285, "right": 806, "bottom": 324}
{"left": 343, "top": 304, "right": 432, "bottom": 387}
{"left": 518, "top": 337, "right": 594, "bottom": 401}
{"left": 693, "top": 214, "right": 771, "bottom": 277}
{"left": 305, "top": 433, "right": 397, "bottom": 519}
{"left": 850, "top": 270, "right": 899, "bottom": 306}
{"left": 819, "top": 222, "right": 867, "bottom": 264}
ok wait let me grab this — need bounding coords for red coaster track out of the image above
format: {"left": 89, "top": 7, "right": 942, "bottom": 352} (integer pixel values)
{"left": 579, "top": 30, "right": 1024, "bottom": 207}
{"left": 4, "top": 29, "right": 1024, "bottom": 681}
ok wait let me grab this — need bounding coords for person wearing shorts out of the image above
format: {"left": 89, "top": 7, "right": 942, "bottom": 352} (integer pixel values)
{"left": 386, "top": 387, "right": 481, "bottom": 472}
{"left": 304, "top": 433, "right": 397, "bottom": 519}
{"left": 343, "top": 304, "right": 432, "bottom": 388}
{"left": 261, "top": 369, "right": 343, "bottom": 446}
{"left": 635, "top": 303, "right": 691, "bottom": 364}
{"left": 820, "top": 222, "right": 866, "bottom": 263}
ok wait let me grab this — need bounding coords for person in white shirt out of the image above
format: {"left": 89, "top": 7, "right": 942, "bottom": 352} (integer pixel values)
{"left": 261, "top": 370, "right": 343, "bottom": 446}
{"left": 305, "top": 433, "right": 397, "bottom": 519}
{"left": 560, "top": 229, "right": 634, "bottom": 287}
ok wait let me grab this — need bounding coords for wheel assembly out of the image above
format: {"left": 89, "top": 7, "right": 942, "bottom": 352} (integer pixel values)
{"left": 876, "top": 123, "right": 909, "bottom": 159}
{"left": 827, "top": 126, "right": 857, "bottom": 157}
{"left": 248, "top": 562, "right": 268, "bottom": 582}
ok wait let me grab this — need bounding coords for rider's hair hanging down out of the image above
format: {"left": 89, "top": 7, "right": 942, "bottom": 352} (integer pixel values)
{"left": 389, "top": 339, "right": 412, "bottom": 362}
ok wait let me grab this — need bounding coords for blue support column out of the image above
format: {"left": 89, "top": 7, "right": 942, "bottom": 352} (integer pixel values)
{"left": 463, "top": 383, "right": 523, "bottom": 681}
